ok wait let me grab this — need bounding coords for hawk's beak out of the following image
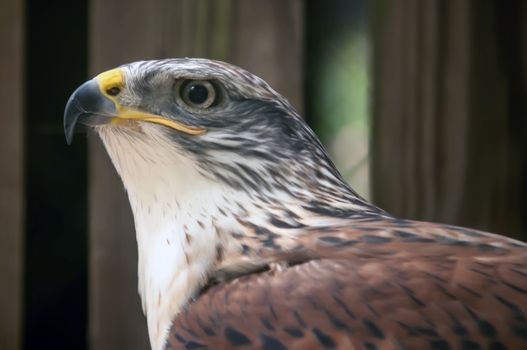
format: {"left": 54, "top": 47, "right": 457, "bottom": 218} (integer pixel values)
{"left": 63, "top": 68, "right": 206, "bottom": 144}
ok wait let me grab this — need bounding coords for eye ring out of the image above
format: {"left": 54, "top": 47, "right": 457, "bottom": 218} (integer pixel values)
{"left": 180, "top": 80, "right": 216, "bottom": 109}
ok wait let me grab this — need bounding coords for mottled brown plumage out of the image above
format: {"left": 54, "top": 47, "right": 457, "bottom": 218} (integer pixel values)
{"left": 167, "top": 218, "right": 527, "bottom": 350}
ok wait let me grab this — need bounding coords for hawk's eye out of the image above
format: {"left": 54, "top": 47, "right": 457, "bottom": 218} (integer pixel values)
{"left": 181, "top": 80, "right": 216, "bottom": 109}
{"left": 106, "top": 86, "right": 121, "bottom": 96}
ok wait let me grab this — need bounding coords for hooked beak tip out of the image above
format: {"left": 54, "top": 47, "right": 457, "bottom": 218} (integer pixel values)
{"left": 63, "top": 79, "right": 116, "bottom": 144}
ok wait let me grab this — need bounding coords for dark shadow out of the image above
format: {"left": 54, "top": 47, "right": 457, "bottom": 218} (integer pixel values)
{"left": 24, "top": 0, "right": 88, "bottom": 348}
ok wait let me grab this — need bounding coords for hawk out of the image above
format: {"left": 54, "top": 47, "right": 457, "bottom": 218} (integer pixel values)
{"left": 64, "top": 59, "right": 527, "bottom": 350}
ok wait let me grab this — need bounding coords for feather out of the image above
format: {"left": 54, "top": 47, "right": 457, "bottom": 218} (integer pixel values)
{"left": 166, "top": 219, "right": 527, "bottom": 350}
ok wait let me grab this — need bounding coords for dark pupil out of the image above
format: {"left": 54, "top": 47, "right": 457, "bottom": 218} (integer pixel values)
{"left": 106, "top": 86, "right": 120, "bottom": 96}
{"left": 187, "top": 84, "right": 209, "bottom": 104}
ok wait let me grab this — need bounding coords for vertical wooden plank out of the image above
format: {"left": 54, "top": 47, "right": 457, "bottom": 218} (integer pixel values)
{"left": 437, "top": 0, "right": 471, "bottom": 223}
{"left": 88, "top": 1, "right": 303, "bottom": 349}
{"left": 230, "top": 0, "right": 304, "bottom": 112}
{"left": 371, "top": 0, "right": 526, "bottom": 238}
{"left": 89, "top": 1, "right": 163, "bottom": 348}
{"left": 0, "top": 0, "right": 24, "bottom": 349}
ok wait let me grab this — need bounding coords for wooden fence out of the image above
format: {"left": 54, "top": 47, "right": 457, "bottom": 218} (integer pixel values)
{"left": 1, "top": 0, "right": 525, "bottom": 349}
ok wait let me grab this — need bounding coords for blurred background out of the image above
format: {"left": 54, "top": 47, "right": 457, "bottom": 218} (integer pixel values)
{"left": 1, "top": 0, "right": 526, "bottom": 349}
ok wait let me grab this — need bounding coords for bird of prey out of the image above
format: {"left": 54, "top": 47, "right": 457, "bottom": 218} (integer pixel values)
{"left": 64, "top": 59, "right": 527, "bottom": 350}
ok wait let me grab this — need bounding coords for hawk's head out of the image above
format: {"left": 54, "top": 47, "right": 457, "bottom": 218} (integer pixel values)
{"left": 65, "top": 59, "right": 374, "bottom": 210}
{"left": 64, "top": 58, "right": 382, "bottom": 349}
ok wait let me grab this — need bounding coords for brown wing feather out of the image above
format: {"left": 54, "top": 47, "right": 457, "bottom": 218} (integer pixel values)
{"left": 165, "top": 219, "right": 527, "bottom": 350}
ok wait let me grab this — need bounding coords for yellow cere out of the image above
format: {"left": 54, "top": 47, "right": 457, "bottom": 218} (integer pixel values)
{"left": 95, "top": 67, "right": 206, "bottom": 135}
